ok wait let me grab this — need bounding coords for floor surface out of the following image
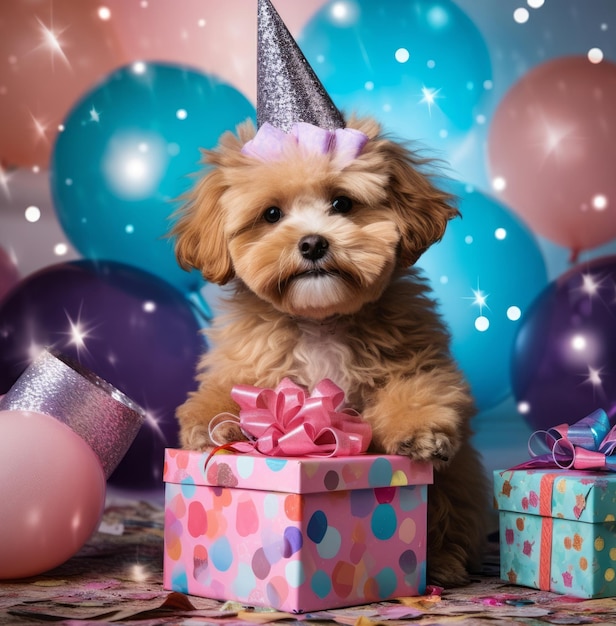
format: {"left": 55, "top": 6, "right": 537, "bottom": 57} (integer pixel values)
{"left": 1, "top": 495, "right": 616, "bottom": 625}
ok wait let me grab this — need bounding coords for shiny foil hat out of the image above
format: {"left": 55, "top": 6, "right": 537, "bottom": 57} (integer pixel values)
{"left": 0, "top": 350, "right": 145, "bottom": 479}
{"left": 256, "top": 0, "right": 345, "bottom": 132}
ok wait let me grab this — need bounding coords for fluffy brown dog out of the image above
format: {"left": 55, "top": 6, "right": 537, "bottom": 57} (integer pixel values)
{"left": 172, "top": 116, "right": 488, "bottom": 587}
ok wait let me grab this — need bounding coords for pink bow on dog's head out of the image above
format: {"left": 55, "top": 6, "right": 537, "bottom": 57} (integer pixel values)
{"left": 241, "top": 122, "right": 369, "bottom": 169}
{"left": 209, "top": 378, "right": 372, "bottom": 457}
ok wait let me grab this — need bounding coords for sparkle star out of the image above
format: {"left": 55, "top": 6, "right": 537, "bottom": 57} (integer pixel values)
{"left": 68, "top": 319, "right": 88, "bottom": 349}
{"left": 587, "top": 366, "right": 602, "bottom": 387}
{"left": 35, "top": 16, "right": 71, "bottom": 70}
{"left": 573, "top": 270, "right": 616, "bottom": 310}
{"left": 29, "top": 111, "right": 49, "bottom": 142}
{"left": 533, "top": 116, "right": 581, "bottom": 168}
{"left": 463, "top": 281, "right": 490, "bottom": 315}
{"left": 583, "top": 366, "right": 607, "bottom": 403}
{"left": 419, "top": 86, "right": 442, "bottom": 116}
{"left": 581, "top": 272, "right": 600, "bottom": 296}
{"left": 472, "top": 289, "right": 488, "bottom": 310}
{"left": 89, "top": 106, "right": 101, "bottom": 123}
{"left": 144, "top": 408, "right": 169, "bottom": 444}
{"left": 62, "top": 308, "right": 98, "bottom": 357}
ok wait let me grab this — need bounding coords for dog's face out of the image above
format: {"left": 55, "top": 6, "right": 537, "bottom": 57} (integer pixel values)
{"left": 173, "top": 118, "right": 458, "bottom": 320}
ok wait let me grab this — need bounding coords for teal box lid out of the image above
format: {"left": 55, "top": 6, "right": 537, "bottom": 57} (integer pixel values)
{"left": 494, "top": 468, "right": 616, "bottom": 524}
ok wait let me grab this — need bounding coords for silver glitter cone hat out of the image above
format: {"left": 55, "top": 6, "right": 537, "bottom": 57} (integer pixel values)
{"left": 257, "top": 0, "right": 345, "bottom": 132}
{"left": 0, "top": 350, "right": 145, "bottom": 479}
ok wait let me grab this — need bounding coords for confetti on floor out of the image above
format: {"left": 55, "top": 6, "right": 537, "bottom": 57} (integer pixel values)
{"left": 1, "top": 499, "right": 616, "bottom": 625}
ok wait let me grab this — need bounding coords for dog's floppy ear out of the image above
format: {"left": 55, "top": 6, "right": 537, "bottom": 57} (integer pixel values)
{"left": 380, "top": 139, "right": 459, "bottom": 267}
{"left": 172, "top": 164, "right": 235, "bottom": 285}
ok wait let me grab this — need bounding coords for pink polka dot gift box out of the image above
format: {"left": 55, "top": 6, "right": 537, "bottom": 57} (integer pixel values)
{"left": 493, "top": 468, "right": 616, "bottom": 598}
{"left": 163, "top": 449, "right": 433, "bottom": 612}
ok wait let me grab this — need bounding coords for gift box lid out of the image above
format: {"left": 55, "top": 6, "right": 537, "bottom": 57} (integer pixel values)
{"left": 494, "top": 468, "right": 616, "bottom": 524}
{"left": 164, "top": 448, "right": 433, "bottom": 494}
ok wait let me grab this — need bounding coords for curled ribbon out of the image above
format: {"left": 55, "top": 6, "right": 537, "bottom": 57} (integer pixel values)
{"left": 241, "top": 122, "right": 369, "bottom": 169}
{"left": 512, "top": 408, "right": 616, "bottom": 471}
{"left": 209, "top": 378, "right": 372, "bottom": 458}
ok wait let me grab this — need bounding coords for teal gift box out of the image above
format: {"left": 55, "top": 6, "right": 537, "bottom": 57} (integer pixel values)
{"left": 493, "top": 468, "right": 616, "bottom": 598}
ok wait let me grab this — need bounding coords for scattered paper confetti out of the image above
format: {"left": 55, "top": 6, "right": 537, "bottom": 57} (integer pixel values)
{"left": 2, "top": 500, "right": 616, "bottom": 624}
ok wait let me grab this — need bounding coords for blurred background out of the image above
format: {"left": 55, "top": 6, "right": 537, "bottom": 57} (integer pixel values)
{"left": 1, "top": 0, "right": 615, "bottom": 494}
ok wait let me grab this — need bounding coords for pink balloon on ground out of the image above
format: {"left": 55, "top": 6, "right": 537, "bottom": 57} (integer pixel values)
{"left": 488, "top": 56, "right": 616, "bottom": 260}
{"left": 0, "top": 410, "right": 106, "bottom": 579}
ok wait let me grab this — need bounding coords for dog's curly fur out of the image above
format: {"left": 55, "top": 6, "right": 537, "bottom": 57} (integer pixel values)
{"left": 171, "top": 116, "right": 489, "bottom": 587}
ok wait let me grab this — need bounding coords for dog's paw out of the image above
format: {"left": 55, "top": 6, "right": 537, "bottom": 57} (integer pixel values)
{"left": 210, "top": 421, "right": 247, "bottom": 445}
{"left": 182, "top": 424, "right": 214, "bottom": 451}
{"left": 182, "top": 421, "right": 248, "bottom": 450}
{"left": 395, "top": 428, "right": 458, "bottom": 466}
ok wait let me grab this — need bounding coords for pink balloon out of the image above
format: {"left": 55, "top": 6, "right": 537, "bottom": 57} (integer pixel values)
{"left": 105, "top": 0, "right": 328, "bottom": 104}
{"left": 0, "top": 410, "right": 106, "bottom": 579}
{"left": 488, "top": 57, "right": 616, "bottom": 260}
{"left": 0, "top": 0, "right": 127, "bottom": 168}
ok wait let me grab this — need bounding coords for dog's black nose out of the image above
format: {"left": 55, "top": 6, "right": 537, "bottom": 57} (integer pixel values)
{"left": 298, "top": 234, "right": 329, "bottom": 261}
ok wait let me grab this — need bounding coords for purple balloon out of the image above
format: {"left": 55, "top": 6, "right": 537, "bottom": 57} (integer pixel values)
{"left": 512, "top": 255, "right": 616, "bottom": 431}
{"left": 0, "top": 260, "right": 205, "bottom": 490}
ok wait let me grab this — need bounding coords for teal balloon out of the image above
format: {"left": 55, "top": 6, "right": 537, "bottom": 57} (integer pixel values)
{"left": 299, "top": 0, "right": 492, "bottom": 151}
{"left": 50, "top": 62, "right": 255, "bottom": 294}
{"left": 417, "top": 181, "right": 548, "bottom": 410}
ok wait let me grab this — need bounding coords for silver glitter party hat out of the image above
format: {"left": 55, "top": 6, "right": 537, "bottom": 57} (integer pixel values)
{"left": 0, "top": 350, "right": 145, "bottom": 479}
{"left": 257, "top": 0, "right": 345, "bottom": 132}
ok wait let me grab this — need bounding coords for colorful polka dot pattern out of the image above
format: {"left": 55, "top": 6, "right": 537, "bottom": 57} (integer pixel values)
{"left": 163, "top": 450, "right": 432, "bottom": 612}
{"left": 494, "top": 469, "right": 616, "bottom": 598}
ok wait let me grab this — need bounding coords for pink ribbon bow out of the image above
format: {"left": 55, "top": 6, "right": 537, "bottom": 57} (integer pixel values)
{"left": 209, "top": 378, "right": 372, "bottom": 457}
{"left": 512, "top": 408, "right": 616, "bottom": 471}
{"left": 241, "top": 122, "right": 369, "bottom": 169}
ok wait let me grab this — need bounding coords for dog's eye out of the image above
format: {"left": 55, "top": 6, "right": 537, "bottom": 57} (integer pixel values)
{"left": 263, "top": 206, "right": 282, "bottom": 223}
{"left": 331, "top": 196, "right": 353, "bottom": 214}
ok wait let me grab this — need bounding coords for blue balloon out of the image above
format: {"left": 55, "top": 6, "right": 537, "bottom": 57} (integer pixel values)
{"left": 299, "top": 0, "right": 492, "bottom": 183}
{"left": 417, "top": 181, "right": 548, "bottom": 410}
{"left": 50, "top": 62, "right": 255, "bottom": 295}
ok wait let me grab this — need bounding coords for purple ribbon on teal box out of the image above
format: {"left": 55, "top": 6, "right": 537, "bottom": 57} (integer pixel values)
{"left": 514, "top": 408, "right": 616, "bottom": 471}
